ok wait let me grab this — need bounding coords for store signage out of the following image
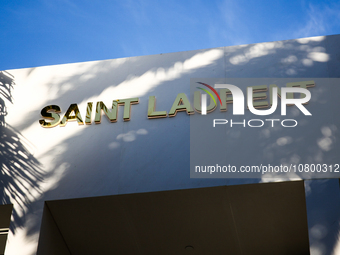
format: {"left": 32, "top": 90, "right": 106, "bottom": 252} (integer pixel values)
{"left": 39, "top": 80, "right": 314, "bottom": 128}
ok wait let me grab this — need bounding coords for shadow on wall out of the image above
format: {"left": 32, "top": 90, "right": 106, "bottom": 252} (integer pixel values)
{"left": 4, "top": 35, "right": 340, "bottom": 253}
{"left": 0, "top": 71, "right": 44, "bottom": 234}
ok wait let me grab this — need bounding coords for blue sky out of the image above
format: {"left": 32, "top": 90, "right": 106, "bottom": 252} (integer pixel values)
{"left": 1, "top": 0, "right": 340, "bottom": 70}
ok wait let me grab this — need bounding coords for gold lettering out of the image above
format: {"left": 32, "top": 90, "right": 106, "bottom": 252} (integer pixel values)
{"left": 270, "top": 81, "right": 315, "bottom": 105}
{"left": 95, "top": 101, "right": 118, "bottom": 124}
{"left": 169, "top": 93, "right": 194, "bottom": 117}
{"left": 286, "top": 80, "right": 315, "bottom": 102}
{"left": 247, "top": 85, "right": 268, "bottom": 109}
{"left": 219, "top": 89, "right": 233, "bottom": 111}
{"left": 193, "top": 91, "right": 216, "bottom": 113}
{"left": 59, "top": 104, "right": 84, "bottom": 127}
{"left": 85, "top": 102, "right": 93, "bottom": 125}
{"left": 117, "top": 98, "right": 139, "bottom": 121}
{"left": 39, "top": 105, "right": 61, "bottom": 128}
{"left": 269, "top": 84, "right": 282, "bottom": 105}
{"left": 148, "top": 96, "right": 167, "bottom": 119}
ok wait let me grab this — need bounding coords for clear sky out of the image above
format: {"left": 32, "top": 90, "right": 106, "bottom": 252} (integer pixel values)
{"left": 1, "top": 0, "right": 340, "bottom": 70}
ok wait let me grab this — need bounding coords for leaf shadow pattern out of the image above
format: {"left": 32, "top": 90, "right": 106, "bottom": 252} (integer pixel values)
{"left": 0, "top": 71, "right": 44, "bottom": 234}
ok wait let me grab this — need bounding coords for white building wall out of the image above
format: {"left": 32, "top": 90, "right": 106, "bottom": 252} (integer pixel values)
{"left": 1, "top": 34, "right": 340, "bottom": 255}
